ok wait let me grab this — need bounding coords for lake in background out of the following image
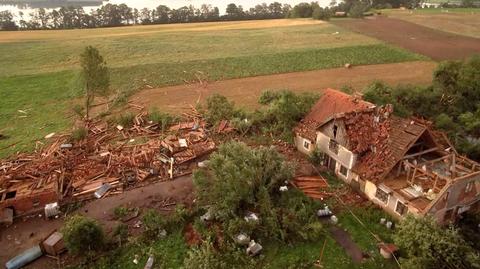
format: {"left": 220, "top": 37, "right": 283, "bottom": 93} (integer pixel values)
{"left": 1, "top": 0, "right": 330, "bottom": 16}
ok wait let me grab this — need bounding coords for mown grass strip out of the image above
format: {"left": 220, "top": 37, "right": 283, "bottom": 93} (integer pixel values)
{"left": 111, "top": 44, "right": 427, "bottom": 94}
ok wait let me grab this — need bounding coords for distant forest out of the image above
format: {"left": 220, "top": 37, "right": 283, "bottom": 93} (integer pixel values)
{"left": 0, "top": 0, "right": 420, "bottom": 31}
{"left": 0, "top": 2, "right": 292, "bottom": 30}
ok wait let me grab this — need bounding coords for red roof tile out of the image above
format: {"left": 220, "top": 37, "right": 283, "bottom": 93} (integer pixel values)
{"left": 295, "top": 89, "right": 374, "bottom": 141}
{"left": 304, "top": 88, "right": 374, "bottom": 124}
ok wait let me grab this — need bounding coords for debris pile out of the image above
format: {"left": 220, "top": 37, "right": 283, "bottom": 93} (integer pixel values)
{"left": 0, "top": 106, "right": 215, "bottom": 215}
{"left": 292, "top": 176, "right": 330, "bottom": 200}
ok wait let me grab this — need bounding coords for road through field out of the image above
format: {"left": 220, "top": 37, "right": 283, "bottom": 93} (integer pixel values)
{"left": 132, "top": 61, "right": 436, "bottom": 112}
{"left": 333, "top": 16, "right": 480, "bottom": 61}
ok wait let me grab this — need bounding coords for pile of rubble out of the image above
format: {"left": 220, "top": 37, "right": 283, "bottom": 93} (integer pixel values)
{"left": 0, "top": 106, "right": 216, "bottom": 215}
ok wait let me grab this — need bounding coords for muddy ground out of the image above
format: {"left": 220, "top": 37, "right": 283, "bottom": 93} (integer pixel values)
{"left": 0, "top": 176, "right": 194, "bottom": 268}
{"left": 132, "top": 61, "right": 436, "bottom": 113}
{"left": 333, "top": 16, "right": 480, "bottom": 61}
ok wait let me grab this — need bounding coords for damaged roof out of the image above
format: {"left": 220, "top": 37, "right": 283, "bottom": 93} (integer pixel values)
{"left": 295, "top": 89, "right": 374, "bottom": 141}
{"left": 349, "top": 113, "right": 427, "bottom": 182}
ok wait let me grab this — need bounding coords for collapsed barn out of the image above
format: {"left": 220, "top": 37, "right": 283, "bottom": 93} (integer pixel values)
{"left": 295, "top": 89, "right": 480, "bottom": 224}
{"left": 0, "top": 107, "right": 218, "bottom": 219}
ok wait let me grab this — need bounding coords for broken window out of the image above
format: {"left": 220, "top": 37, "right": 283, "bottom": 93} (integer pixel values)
{"left": 5, "top": 191, "right": 16, "bottom": 200}
{"left": 395, "top": 201, "right": 408, "bottom": 216}
{"left": 375, "top": 188, "right": 389, "bottom": 204}
{"left": 329, "top": 139, "right": 339, "bottom": 155}
{"left": 339, "top": 165, "right": 348, "bottom": 177}
{"left": 303, "top": 140, "right": 310, "bottom": 150}
{"left": 333, "top": 124, "right": 338, "bottom": 139}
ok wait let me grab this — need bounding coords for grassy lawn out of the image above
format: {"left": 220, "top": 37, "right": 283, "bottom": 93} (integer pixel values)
{"left": 0, "top": 19, "right": 427, "bottom": 158}
{"left": 70, "top": 203, "right": 397, "bottom": 269}
{"left": 383, "top": 8, "right": 480, "bottom": 38}
{"left": 69, "top": 231, "right": 188, "bottom": 269}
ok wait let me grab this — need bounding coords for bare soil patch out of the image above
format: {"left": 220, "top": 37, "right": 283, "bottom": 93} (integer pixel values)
{"left": 132, "top": 61, "right": 436, "bottom": 113}
{"left": 333, "top": 16, "right": 480, "bottom": 61}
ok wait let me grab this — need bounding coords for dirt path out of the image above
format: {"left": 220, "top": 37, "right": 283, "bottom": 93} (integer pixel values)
{"left": 333, "top": 16, "right": 480, "bottom": 61}
{"left": 0, "top": 176, "right": 194, "bottom": 267}
{"left": 329, "top": 226, "right": 365, "bottom": 263}
{"left": 132, "top": 61, "right": 436, "bottom": 112}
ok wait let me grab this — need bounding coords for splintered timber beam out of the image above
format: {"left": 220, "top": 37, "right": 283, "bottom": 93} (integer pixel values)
{"left": 403, "top": 147, "right": 438, "bottom": 160}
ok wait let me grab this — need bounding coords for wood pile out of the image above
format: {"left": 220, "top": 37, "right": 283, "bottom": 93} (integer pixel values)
{"left": 0, "top": 106, "right": 215, "bottom": 212}
{"left": 292, "top": 176, "right": 331, "bottom": 200}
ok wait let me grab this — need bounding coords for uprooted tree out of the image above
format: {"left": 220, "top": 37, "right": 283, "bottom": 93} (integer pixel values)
{"left": 80, "top": 46, "right": 110, "bottom": 120}
{"left": 193, "top": 141, "right": 324, "bottom": 244}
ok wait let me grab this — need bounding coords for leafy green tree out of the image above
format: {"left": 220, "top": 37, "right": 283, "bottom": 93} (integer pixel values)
{"left": 258, "top": 90, "right": 319, "bottom": 134}
{"left": 62, "top": 215, "right": 105, "bottom": 255}
{"left": 394, "top": 215, "right": 480, "bottom": 269}
{"left": 349, "top": 2, "right": 369, "bottom": 18}
{"left": 0, "top": 11, "right": 18, "bottom": 31}
{"left": 194, "top": 142, "right": 323, "bottom": 242}
{"left": 312, "top": 7, "right": 332, "bottom": 21}
{"left": 289, "top": 2, "right": 315, "bottom": 18}
{"left": 80, "top": 46, "right": 110, "bottom": 119}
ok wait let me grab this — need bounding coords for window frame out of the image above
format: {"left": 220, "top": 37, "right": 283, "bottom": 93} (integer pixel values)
{"left": 303, "top": 139, "right": 311, "bottom": 150}
{"left": 375, "top": 188, "right": 389, "bottom": 204}
{"left": 329, "top": 139, "right": 339, "bottom": 155}
{"left": 395, "top": 200, "right": 408, "bottom": 216}
{"left": 339, "top": 165, "right": 348, "bottom": 178}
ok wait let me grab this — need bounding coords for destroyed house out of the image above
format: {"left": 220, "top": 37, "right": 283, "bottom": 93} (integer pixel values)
{"left": 295, "top": 89, "right": 480, "bottom": 223}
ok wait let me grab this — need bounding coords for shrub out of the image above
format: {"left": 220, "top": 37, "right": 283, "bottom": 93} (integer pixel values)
{"left": 142, "top": 209, "right": 166, "bottom": 240}
{"left": 309, "top": 148, "right": 324, "bottom": 166}
{"left": 72, "top": 127, "right": 88, "bottom": 142}
{"left": 258, "top": 90, "right": 282, "bottom": 105}
{"left": 112, "top": 223, "right": 129, "bottom": 246}
{"left": 113, "top": 206, "right": 129, "bottom": 220}
{"left": 204, "top": 94, "right": 236, "bottom": 125}
{"left": 116, "top": 112, "right": 135, "bottom": 128}
{"left": 62, "top": 215, "right": 105, "bottom": 255}
{"left": 148, "top": 108, "right": 176, "bottom": 132}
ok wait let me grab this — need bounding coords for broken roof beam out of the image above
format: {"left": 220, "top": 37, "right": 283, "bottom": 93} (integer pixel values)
{"left": 403, "top": 147, "right": 439, "bottom": 160}
{"left": 453, "top": 170, "right": 480, "bottom": 182}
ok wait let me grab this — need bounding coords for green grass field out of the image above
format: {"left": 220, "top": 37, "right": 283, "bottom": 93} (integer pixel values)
{"left": 0, "top": 19, "right": 426, "bottom": 157}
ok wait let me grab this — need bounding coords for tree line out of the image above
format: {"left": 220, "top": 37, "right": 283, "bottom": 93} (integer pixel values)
{"left": 0, "top": 2, "right": 293, "bottom": 31}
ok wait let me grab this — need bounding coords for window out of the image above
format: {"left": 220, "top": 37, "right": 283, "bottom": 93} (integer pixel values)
{"left": 333, "top": 124, "right": 338, "bottom": 139}
{"left": 303, "top": 140, "right": 310, "bottom": 150}
{"left": 395, "top": 201, "right": 408, "bottom": 216}
{"left": 5, "top": 191, "right": 16, "bottom": 200}
{"left": 339, "top": 165, "right": 348, "bottom": 177}
{"left": 329, "top": 139, "right": 339, "bottom": 155}
{"left": 375, "top": 188, "right": 389, "bottom": 204}
{"left": 465, "top": 181, "right": 474, "bottom": 193}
